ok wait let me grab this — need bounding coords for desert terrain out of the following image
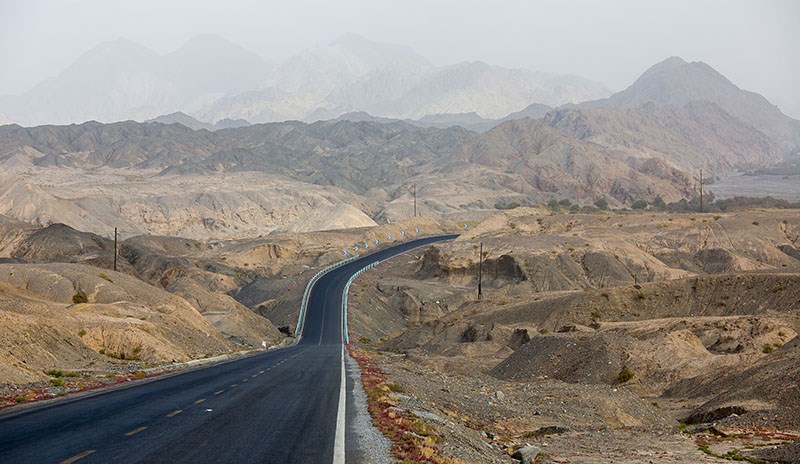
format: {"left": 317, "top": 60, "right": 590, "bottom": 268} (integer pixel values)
{"left": 0, "top": 213, "right": 459, "bottom": 409}
{"left": 345, "top": 207, "right": 800, "bottom": 463}
{"left": 1, "top": 36, "right": 799, "bottom": 463}
{"left": 0, "top": 203, "right": 799, "bottom": 462}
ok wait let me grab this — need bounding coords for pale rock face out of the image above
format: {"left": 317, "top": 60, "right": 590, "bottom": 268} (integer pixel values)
{"left": 273, "top": 204, "right": 378, "bottom": 233}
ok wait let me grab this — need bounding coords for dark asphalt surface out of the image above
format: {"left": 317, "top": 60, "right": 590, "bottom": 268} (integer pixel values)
{"left": 0, "top": 234, "right": 456, "bottom": 464}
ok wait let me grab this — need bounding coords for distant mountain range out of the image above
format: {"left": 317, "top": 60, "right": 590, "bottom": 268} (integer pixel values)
{"left": 0, "top": 34, "right": 609, "bottom": 126}
{"left": 0, "top": 55, "right": 797, "bottom": 238}
{"left": 580, "top": 56, "right": 800, "bottom": 153}
{"left": 146, "top": 112, "right": 250, "bottom": 131}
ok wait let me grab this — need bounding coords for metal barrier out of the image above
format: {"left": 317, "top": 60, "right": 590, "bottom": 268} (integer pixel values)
{"left": 340, "top": 260, "right": 380, "bottom": 344}
{"left": 295, "top": 255, "right": 359, "bottom": 338}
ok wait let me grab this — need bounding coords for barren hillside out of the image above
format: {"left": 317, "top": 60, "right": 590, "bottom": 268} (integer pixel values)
{"left": 346, "top": 208, "right": 800, "bottom": 463}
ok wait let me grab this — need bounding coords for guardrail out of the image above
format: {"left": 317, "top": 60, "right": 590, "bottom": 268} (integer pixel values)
{"left": 295, "top": 255, "right": 360, "bottom": 338}
{"left": 341, "top": 260, "right": 380, "bottom": 344}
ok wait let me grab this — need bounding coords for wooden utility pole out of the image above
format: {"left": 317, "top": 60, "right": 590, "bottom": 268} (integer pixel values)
{"left": 699, "top": 169, "right": 703, "bottom": 213}
{"left": 412, "top": 183, "right": 417, "bottom": 217}
{"left": 114, "top": 227, "right": 118, "bottom": 272}
{"left": 477, "top": 242, "right": 483, "bottom": 300}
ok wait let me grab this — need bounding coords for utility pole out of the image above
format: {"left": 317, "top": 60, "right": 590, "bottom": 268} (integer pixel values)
{"left": 477, "top": 242, "right": 483, "bottom": 300}
{"left": 412, "top": 183, "right": 417, "bottom": 218}
{"left": 699, "top": 169, "right": 703, "bottom": 213}
{"left": 113, "top": 227, "right": 118, "bottom": 272}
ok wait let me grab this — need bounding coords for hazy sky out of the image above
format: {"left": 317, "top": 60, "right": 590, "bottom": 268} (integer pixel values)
{"left": 1, "top": 0, "right": 799, "bottom": 116}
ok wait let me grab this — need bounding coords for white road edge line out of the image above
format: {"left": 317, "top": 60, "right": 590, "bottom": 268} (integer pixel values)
{"left": 333, "top": 343, "right": 346, "bottom": 464}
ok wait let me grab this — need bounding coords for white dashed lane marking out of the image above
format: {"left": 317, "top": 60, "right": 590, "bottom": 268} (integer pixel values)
{"left": 60, "top": 450, "right": 96, "bottom": 464}
{"left": 124, "top": 427, "right": 147, "bottom": 437}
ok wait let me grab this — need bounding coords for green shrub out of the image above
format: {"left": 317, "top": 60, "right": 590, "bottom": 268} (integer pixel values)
{"left": 98, "top": 273, "right": 113, "bottom": 283}
{"left": 72, "top": 290, "right": 88, "bottom": 304}
{"left": 50, "top": 378, "right": 65, "bottom": 387}
{"left": 618, "top": 367, "right": 634, "bottom": 383}
{"left": 14, "top": 396, "right": 26, "bottom": 403}
{"left": 763, "top": 344, "right": 774, "bottom": 354}
{"left": 78, "top": 329, "right": 87, "bottom": 337}
{"left": 46, "top": 370, "right": 64, "bottom": 378}
{"left": 386, "top": 382, "right": 405, "bottom": 393}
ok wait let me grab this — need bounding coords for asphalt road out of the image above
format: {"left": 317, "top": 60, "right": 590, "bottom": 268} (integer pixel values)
{"left": 0, "top": 234, "right": 457, "bottom": 464}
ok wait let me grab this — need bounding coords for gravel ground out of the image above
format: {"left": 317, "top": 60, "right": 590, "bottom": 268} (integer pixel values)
{"left": 373, "top": 351, "right": 728, "bottom": 463}
{"left": 347, "top": 353, "right": 393, "bottom": 464}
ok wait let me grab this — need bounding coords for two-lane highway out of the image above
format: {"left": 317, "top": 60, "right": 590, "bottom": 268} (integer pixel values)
{"left": 0, "top": 235, "right": 456, "bottom": 463}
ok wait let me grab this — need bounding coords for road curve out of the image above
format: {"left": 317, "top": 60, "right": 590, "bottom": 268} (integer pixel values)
{"left": 0, "top": 234, "right": 457, "bottom": 463}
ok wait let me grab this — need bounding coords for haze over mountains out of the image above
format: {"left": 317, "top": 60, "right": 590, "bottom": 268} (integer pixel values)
{"left": 0, "top": 53, "right": 797, "bottom": 240}
{"left": 580, "top": 56, "right": 800, "bottom": 153}
{"left": 0, "top": 34, "right": 610, "bottom": 127}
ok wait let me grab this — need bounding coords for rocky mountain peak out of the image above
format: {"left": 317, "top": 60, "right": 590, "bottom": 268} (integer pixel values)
{"left": 618, "top": 56, "right": 735, "bottom": 107}
{"left": 603, "top": 56, "right": 800, "bottom": 152}
{"left": 638, "top": 56, "right": 688, "bottom": 77}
